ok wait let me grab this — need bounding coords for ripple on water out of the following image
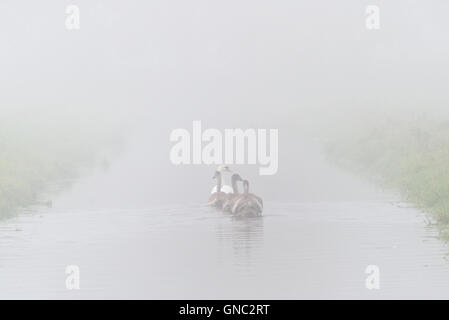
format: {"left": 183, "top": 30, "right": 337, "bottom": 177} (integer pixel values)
{"left": 1, "top": 201, "right": 449, "bottom": 299}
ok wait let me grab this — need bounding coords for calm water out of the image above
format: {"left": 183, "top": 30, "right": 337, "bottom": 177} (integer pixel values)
{"left": 1, "top": 198, "right": 449, "bottom": 299}
{"left": 1, "top": 138, "right": 449, "bottom": 299}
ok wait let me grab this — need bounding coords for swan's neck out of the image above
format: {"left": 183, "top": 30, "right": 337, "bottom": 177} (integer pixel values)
{"left": 243, "top": 181, "right": 249, "bottom": 194}
{"left": 231, "top": 178, "right": 239, "bottom": 194}
{"left": 216, "top": 173, "right": 222, "bottom": 192}
{"left": 221, "top": 174, "right": 228, "bottom": 189}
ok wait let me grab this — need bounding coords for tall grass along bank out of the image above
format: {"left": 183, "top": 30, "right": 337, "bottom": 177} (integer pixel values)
{"left": 326, "top": 115, "right": 449, "bottom": 238}
{"left": 0, "top": 107, "right": 122, "bottom": 218}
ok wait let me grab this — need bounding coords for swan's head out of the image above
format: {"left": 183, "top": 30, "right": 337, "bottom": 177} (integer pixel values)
{"left": 231, "top": 173, "right": 243, "bottom": 182}
{"left": 217, "top": 165, "right": 232, "bottom": 173}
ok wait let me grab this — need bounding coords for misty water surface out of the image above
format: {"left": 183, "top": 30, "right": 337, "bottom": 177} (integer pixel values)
{"left": 2, "top": 0, "right": 449, "bottom": 299}
{"left": 1, "top": 138, "right": 449, "bottom": 299}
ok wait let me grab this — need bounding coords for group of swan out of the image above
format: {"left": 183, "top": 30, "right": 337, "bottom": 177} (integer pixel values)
{"left": 208, "top": 165, "right": 263, "bottom": 217}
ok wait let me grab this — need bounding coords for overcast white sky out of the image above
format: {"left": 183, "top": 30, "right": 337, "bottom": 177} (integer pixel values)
{"left": 1, "top": 1, "right": 449, "bottom": 203}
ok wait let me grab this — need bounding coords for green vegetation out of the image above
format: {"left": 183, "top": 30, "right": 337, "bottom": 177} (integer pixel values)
{"left": 326, "top": 115, "right": 449, "bottom": 237}
{"left": 0, "top": 107, "right": 121, "bottom": 218}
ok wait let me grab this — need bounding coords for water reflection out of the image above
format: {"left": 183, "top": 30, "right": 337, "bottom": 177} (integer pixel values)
{"left": 216, "top": 217, "right": 264, "bottom": 272}
{"left": 3, "top": 200, "right": 449, "bottom": 299}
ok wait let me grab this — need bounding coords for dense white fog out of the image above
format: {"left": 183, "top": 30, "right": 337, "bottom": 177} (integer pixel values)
{"left": 2, "top": 1, "right": 449, "bottom": 299}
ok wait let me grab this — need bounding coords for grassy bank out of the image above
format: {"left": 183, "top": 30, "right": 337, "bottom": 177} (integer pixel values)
{"left": 326, "top": 115, "right": 449, "bottom": 236}
{"left": 0, "top": 107, "right": 122, "bottom": 218}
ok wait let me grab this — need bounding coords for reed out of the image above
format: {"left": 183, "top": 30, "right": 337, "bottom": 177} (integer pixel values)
{"left": 326, "top": 116, "right": 449, "bottom": 239}
{"left": 0, "top": 108, "right": 121, "bottom": 218}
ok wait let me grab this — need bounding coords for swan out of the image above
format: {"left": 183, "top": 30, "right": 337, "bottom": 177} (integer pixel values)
{"left": 211, "top": 165, "right": 233, "bottom": 194}
{"left": 222, "top": 174, "right": 243, "bottom": 212}
{"left": 231, "top": 180, "right": 263, "bottom": 217}
{"left": 208, "top": 170, "right": 228, "bottom": 209}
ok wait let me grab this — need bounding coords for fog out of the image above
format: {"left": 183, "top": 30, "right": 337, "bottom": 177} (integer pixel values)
{"left": 2, "top": 1, "right": 449, "bottom": 207}
{"left": 2, "top": 1, "right": 449, "bottom": 299}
